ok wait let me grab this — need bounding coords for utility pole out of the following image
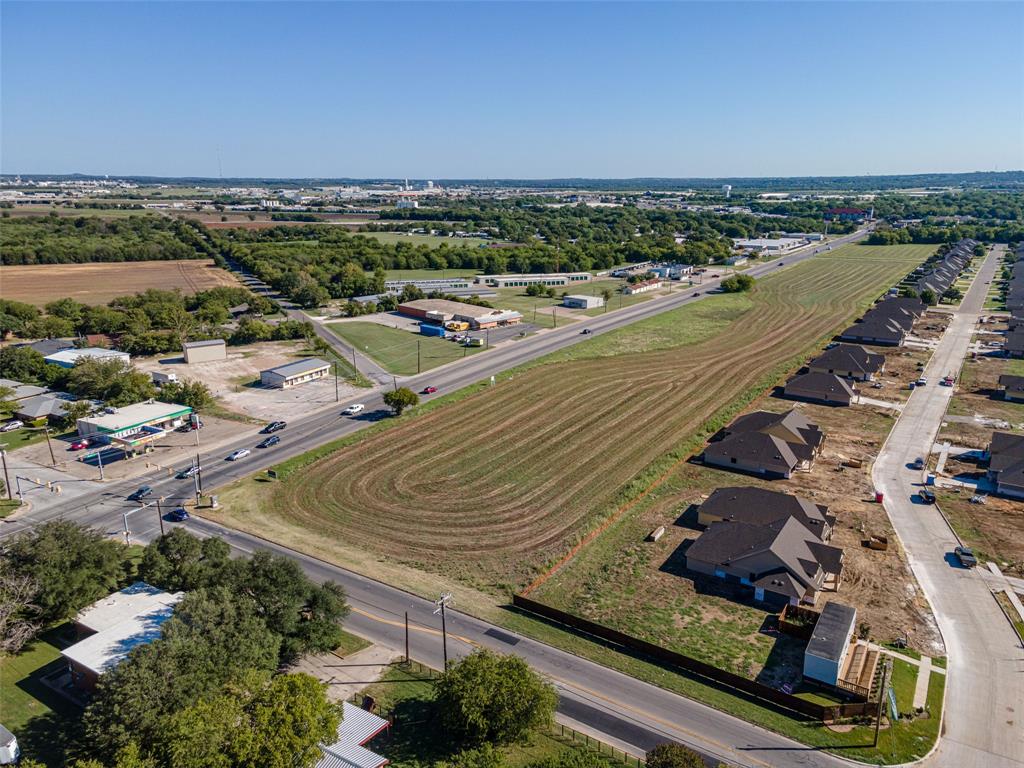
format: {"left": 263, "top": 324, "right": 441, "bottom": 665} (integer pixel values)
{"left": 0, "top": 449, "right": 10, "bottom": 500}
{"left": 334, "top": 362, "right": 339, "bottom": 402}
{"left": 404, "top": 611, "right": 410, "bottom": 664}
{"left": 195, "top": 453, "right": 203, "bottom": 494}
{"left": 96, "top": 447, "right": 105, "bottom": 481}
{"left": 392, "top": 376, "right": 398, "bottom": 392}
{"left": 42, "top": 428, "right": 55, "bottom": 466}
{"left": 434, "top": 592, "right": 454, "bottom": 669}
{"left": 156, "top": 497, "right": 165, "bottom": 536}
{"left": 417, "top": 339, "right": 421, "bottom": 374}
{"left": 552, "top": 309, "right": 557, "bottom": 328}
{"left": 351, "top": 347, "right": 358, "bottom": 374}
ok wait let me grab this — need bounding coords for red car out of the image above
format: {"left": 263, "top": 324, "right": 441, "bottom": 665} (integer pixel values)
{"left": 421, "top": 386, "right": 438, "bottom": 394}
{"left": 69, "top": 439, "right": 91, "bottom": 451}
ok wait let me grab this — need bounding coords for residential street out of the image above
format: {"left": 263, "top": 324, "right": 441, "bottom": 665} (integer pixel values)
{"left": 873, "top": 245, "right": 1024, "bottom": 768}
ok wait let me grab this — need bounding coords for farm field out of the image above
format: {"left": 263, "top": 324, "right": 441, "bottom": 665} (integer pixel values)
{"left": 3, "top": 205, "right": 155, "bottom": 219}
{"left": 212, "top": 243, "right": 931, "bottom": 596}
{"left": 0, "top": 259, "right": 240, "bottom": 305}
{"left": 327, "top": 321, "right": 484, "bottom": 375}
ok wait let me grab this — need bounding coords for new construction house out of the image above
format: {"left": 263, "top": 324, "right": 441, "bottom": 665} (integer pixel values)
{"left": 783, "top": 372, "right": 857, "bottom": 406}
{"left": 807, "top": 344, "right": 885, "bottom": 381}
{"left": 986, "top": 431, "right": 1024, "bottom": 498}
{"left": 703, "top": 409, "right": 825, "bottom": 479}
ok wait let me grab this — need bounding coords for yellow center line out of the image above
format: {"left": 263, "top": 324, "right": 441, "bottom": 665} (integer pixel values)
{"left": 352, "top": 605, "right": 772, "bottom": 767}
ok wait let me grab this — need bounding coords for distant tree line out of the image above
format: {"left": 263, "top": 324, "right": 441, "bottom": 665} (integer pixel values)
{"left": 0, "top": 215, "right": 216, "bottom": 265}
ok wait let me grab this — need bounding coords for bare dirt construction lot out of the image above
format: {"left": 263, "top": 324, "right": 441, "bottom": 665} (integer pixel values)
{"left": 534, "top": 393, "right": 944, "bottom": 681}
{"left": 133, "top": 341, "right": 362, "bottom": 422}
{"left": 0, "top": 260, "right": 239, "bottom": 306}
{"left": 936, "top": 484, "right": 1024, "bottom": 575}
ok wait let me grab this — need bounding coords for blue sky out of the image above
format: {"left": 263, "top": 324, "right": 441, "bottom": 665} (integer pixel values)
{"left": 2, "top": 1, "right": 1022, "bottom": 178}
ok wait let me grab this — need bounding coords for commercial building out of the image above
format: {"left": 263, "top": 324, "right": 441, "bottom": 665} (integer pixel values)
{"left": 260, "top": 358, "right": 331, "bottom": 389}
{"left": 803, "top": 602, "right": 857, "bottom": 687}
{"left": 732, "top": 237, "right": 807, "bottom": 254}
{"left": 77, "top": 401, "right": 193, "bottom": 451}
{"left": 562, "top": 294, "right": 604, "bottom": 309}
{"left": 397, "top": 299, "right": 522, "bottom": 329}
{"left": 475, "top": 272, "right": 591, "bottom": 289}
{"left": 62, "top": 582, "right": 183, "bottom": 691}
{"left": 623, "top": 279, "right": 663, "bottom": 295}
{"left": 183, "top": 339, "right": 227, "bottom": 363}
{"left": 44, "top": 347, "right": 130, "bottom": 368}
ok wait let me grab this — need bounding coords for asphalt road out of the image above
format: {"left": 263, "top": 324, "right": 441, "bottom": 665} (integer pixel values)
{"left": 873, "top": 245, "right": 1024, "bottom": 768}
{"left": 3, "top": 229, "right": 878, "bottom": 766}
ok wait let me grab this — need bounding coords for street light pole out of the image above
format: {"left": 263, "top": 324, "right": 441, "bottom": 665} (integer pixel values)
{"left": 434, "top": 592, "right": 454, "bottom": 669}
{"left": 0, "top": 450, "right": 11, "bottom": 500}
{"left": 42, "top": 428, "right": 55, "bottom": 466}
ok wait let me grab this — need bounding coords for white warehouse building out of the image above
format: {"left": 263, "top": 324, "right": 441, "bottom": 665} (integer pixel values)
{"left": 562, "top": 294, "right": 604, "bottom": 309}
{"left": 260, "top": 358, "right": 331, "bottom": 389}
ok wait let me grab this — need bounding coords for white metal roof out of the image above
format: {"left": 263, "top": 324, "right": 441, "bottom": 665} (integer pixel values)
{"left": 263, "top": 358, "right": 331, "bottom": 378}
{"left": 62, "top": 585, "right": 182, "bottom": 676}
{"left": 44, "top": 347, "right": 129, "bottom": 365}
{"left": 77, "top": 401, "right": 192, "bottom": 433}
{"left": 183, "top": 339, "right": 226, "bottom": 349}
{"left": 75, "top": 582, "right": 177, "bottom": 633}
{"left": 316, "top": 702, "right": 388, "bottom": 768}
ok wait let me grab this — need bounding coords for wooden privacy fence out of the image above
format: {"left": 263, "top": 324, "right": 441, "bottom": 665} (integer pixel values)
{"left": 513, "top": 594, "right": 872, "bottom": 722}
{"left": 777, "top": 603, "right": 821, "bottom": 641}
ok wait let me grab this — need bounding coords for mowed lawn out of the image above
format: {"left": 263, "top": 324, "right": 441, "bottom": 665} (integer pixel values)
{"left": 211, "top": 243, "right": 929, "bottom": 594}
{"left": 0, "top": 259, "right": 239, "bottom": 306}
{"left": 327, "top": 321, "right": 483, "bottom": 375}
{"left": 357, "top": 232, "right": 490, "bottom": 249}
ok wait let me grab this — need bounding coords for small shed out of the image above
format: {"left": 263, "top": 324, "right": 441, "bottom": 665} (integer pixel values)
{"left": 803, "top": 601, "right": 857, "bottom": 686}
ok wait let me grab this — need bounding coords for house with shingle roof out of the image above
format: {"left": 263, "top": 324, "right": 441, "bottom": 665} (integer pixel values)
{"left": 808, "top": 344, "right": 885, "bottom": 381}
{"left": 986, "top": 431, "right": 1024, "bottom": 499}
{"left": 783, "top": 372, "right": 857, "bottom": 406}
{"left": 698, "top": 486, "right": 836, "bottom": 541}
{"left": 996, "top": 375, "right": 1024, "bottom": 403}
{"left": 703, "top": 409, "right": 825, "bottom": 479}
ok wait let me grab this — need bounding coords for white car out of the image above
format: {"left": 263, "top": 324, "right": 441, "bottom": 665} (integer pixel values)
{"left": 0, "top": 420, "right": 24, "bottom": 432}
{"left": 226, "top": 449, "right": 251, "bottom": 461}
{"left": 342, "top": 404, "right": 365, "bottom": 416}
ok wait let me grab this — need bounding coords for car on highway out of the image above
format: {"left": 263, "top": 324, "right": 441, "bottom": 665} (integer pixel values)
{"left": 342, "top": 403, "right": 365, "bottom": 416}
{"left": 226, "top": 449, "right": 251, "bottom": 461}
{"left": 167, "top": 507, "right": 190, "bottom": 523}
{"left": 262, "top": 421, "right": 287, "bottom": 434}
{"left": 176, "top": 465, "right": 201, "bottom": 479}
{"left": 580, "top": 329, "right": 592, "bottom": 335}
{"left": 128, "top": 485, "right": 153, "bottom": 502}
{"left": 778, "top": 261, "right": 785, "bottom": 266}
{"left": 825, "top": 341, "right": 839, "bottom": 350}
{"left": 1, "top": 420, "right": 25, "bottom": 433}
{"left": 692, "top": 291, "right": 700, "bottom": 296}
{"left": 257, "top": 435, "right": 281, "bottom": 449}
{"left": 69, "top": 438, "right": 92, "bottom": 451}
{"left": 911, "top": 456, "right": 926, "bottom": 470}
{"left": 421, "top": 386, "right": 438, "bottom": 394}
{"left": 954, "top": 546, "right": 978, "bottom": 568}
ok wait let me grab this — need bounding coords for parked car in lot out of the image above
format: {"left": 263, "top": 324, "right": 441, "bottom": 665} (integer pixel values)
{"left": 257, "top": 435, "right": 281, "bottom": 449}
{"left": 954, "top": 546, "right": 978, "bottom": 568}
{"left": 167, "top": 506, "right": 190, "bottom": 523}
{"left": 226, "top": 449, "right": 251, "bottom": 461}
{"left": 342, "top": 404, "right": 365, "bottom": 416}
{"left": 176, "top": 465, "right": 201, "bottom": 479}
{"left": 128, "top": 485, "right": 153, "bottom": 502}
{"left": 1, "top": 420, "right": 24, "bottom": 433}
{"left": 177, "top": 420, "right": 204, "bottom": 432}
{"left": 421, "top": 386, "right": 438, "bottom": 394}
{"left": 262, "top": 421, "right": 287, "bottom": 434}
{"left": 69, "top": 438, "right": 92, "bottom": 451}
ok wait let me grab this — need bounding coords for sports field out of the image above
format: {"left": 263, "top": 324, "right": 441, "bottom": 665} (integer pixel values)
{"left": 0, "top": 259, "right": 239, "bottom": 305}
{"left": 217, "top": 244, "right": 931, "bottom": 592}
